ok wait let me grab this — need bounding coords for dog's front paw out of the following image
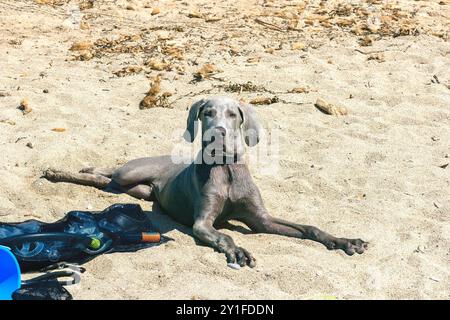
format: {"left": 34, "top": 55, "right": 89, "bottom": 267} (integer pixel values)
{"left": 328, "top": 238, "right": 368, "bottom": 255}
{"left": 225, "top": 246, "right": 256, "bottom": 268}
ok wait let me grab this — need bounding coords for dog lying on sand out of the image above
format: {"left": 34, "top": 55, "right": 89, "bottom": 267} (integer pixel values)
{"left": 44, "top": 96, "right": 367, "bottom": 268}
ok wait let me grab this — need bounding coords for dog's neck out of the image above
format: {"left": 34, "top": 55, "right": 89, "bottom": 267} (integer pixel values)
{"left": 195, "top": 147, "right": 244, "bottom": 165}
{"left": 194, "top": 161, "right": 247, "bottom": 186}
{"left": 194, "top": 147, "right": 247, "bottom": 180}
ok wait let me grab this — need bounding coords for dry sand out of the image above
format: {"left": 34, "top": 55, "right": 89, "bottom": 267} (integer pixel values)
{"left": 0, "top": 0, "right": 449, "bottom": 299}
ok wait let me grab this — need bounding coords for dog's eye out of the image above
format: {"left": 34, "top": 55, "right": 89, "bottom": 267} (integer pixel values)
{"left": 228, "top": 112, "right": 237, "bottom": 118}
{"left": 204, "top": 110, "right": 213, "bottom": 117}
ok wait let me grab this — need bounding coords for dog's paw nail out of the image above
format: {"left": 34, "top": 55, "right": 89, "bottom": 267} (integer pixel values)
{"left": 227, "top": 262, "right": 241, "bottom": 270}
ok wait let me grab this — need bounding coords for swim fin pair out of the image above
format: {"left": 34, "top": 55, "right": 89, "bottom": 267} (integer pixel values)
{"left": 0, "top": 204, "right": 163, "bottom": 272}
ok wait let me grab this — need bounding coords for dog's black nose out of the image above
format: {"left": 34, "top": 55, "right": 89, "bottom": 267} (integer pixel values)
{"left": 215, "top": 126, "right": 226, "bottom": 137}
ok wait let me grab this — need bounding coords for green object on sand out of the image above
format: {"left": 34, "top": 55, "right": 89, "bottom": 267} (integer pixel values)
{"left": 89, "top": 238, "right": 101, "bottom": 250}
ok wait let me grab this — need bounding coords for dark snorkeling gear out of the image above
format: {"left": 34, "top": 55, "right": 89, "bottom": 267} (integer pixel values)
{"left": 0, "top": 246, "right": 84, "bottom": 300}
{"left": 0, "top": 204, "right": 164, "bottom": 272}
{"left": 12, "top": 263, "right": 85, "bottom": 300}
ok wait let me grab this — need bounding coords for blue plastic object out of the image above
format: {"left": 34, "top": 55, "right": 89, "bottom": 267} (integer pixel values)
{"left": 0, "top": 245, "right": 21, "bottom": 300}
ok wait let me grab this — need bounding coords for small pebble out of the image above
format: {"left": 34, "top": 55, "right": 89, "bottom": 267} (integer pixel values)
{"left": 414, "top": 245, "right": 426, "bottom": 253}
{"left": 26, "top": 142, "right": 33, "bottom": 149}
{"left": 227, "top": 263, "right": 241, "bottom": 270}
{"left": 19, "top": 98, "right": 32, "bottom": 114}
{"left": 43, "top": 89, "right": 49, "bottom": 93}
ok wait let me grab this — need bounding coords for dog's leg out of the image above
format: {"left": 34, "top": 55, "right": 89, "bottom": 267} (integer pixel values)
{"left": 193, "top": 218, "right": 256, "bottom": 267}
{"left": 239, "top": 212, "right": 367, "bottom": 255}
{"left": 252, "top": 213, "right": 366, "bottom": 255}
{"left": 43, "top": 157, "right": 177, "bottom": 200}
{"left": 108, "top": 181, "right": 155, "bottom": 201}
{"left": 43, "top": 169, "right": 111, "bottom": 188}
{"left": 80, "top": 167, "right": 115, "bottom": 177}
{"left": 43, "top": 169, "right": 154, "bottom": 200}
{"left": 192, "top": 196, "right": 256, "bottom": 267}
{"left": 233, "top": 186, "right": 368, "bottom": 256}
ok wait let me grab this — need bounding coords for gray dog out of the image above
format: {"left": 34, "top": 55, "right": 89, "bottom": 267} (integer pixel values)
{"left": 44, "top": 96, "right": 367, "bottom": 268}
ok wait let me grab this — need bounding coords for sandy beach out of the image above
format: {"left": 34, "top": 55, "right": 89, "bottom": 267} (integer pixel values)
{"left": 0, "top": 0, "right": 449, "bottom": 299}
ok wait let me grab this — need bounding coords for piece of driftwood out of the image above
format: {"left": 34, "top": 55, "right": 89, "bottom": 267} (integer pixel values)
{"left": 314, "top": 98, "right": 348, "bottom": 115}
{"left": 250, "top": 96, "right": 279, "bottom": 105}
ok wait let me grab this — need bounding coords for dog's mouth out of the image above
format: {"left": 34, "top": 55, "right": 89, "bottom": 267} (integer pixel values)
{"left": 203, "top": 138, "right": 238, "bottom": 162}
{"left": 209, "top": 145, "right": 232, "bottom": 157}
{"left": 208, "top": 150, "right": 239, "bottom": 164}
{"left": 210, "top": 148, "right": 230, "bottom": 157}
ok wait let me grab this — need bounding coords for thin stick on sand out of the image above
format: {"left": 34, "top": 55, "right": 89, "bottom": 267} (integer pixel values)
{"left": 254, "top": 18, "right": 285, "bottom": 32}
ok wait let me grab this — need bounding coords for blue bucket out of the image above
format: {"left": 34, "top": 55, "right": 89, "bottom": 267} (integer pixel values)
{"left": 0, "top": 245, "right": 21, "bottom": 300}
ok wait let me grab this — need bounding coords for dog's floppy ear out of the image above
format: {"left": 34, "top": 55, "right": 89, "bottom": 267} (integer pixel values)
{"left": 183, "top": 99, "right": 206, "bottom": 142}
{"left": 238, "top": 103, "right": 262, "bottom": 147}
